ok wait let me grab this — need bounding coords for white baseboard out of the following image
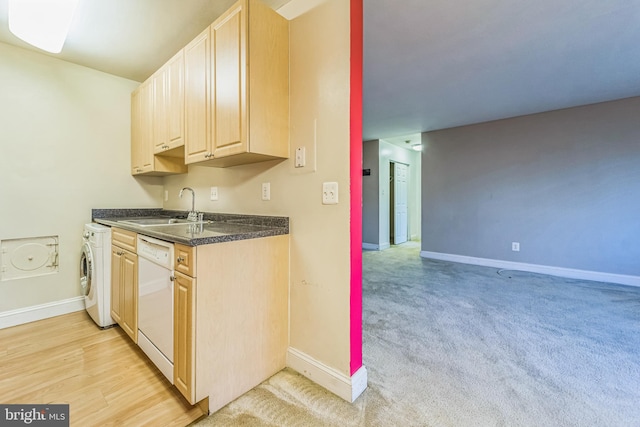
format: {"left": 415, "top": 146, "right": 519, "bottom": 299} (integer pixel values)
{"left": 287, "top": 347, "right": 368, "bottom": 402}
{"left": 362, "top": 242, "right": 391, "bottom": 251}
{"left": 350, "top": 365, "right": 368, "bottom": 402}
{"left": 420, "top": 251, "right": 640, "bottom": 287}
{"left": 0, "top": 296, "right": 86, "bottom": 330}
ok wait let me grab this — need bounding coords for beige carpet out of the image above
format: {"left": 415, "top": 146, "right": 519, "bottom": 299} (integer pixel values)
{"left": 194, "top": 242, "right": 640, "bottom": 426}
{"left": 192, "top": 368, "right": 369, "bottom": 426}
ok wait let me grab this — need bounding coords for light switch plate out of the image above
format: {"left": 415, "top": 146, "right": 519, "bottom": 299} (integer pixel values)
{"left": 210, "top": 186, "right": 218, "bottom": 201}
{"left": 322, "top": 182, "right": 338, "bottom": 204}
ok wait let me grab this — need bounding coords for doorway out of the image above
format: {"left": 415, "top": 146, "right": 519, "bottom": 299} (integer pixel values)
{"left": 390, "top": 161, "right": 409, "bottom": 245}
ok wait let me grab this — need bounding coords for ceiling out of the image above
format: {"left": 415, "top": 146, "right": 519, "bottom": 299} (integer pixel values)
{"left": 0, "top": 0, "right": 289, "bottom": 82}
{"left": 363, "top": 0, "right": 640, "bottom": 139}
{"left": 1, "top": 0, "right": 639, "bottom": 141}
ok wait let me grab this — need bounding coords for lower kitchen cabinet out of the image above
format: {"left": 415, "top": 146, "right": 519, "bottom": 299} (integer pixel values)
{"left": 172, "top": 235, "right": 289, "bottom": 413}
{"left": 111, "top": 228, "right": 138, "bottom": 343}
{"left": 174, "top": 271, "right": 196, "bottom": 403}
{"left": 105, "top": 224, "right": 288, "bottom": 414}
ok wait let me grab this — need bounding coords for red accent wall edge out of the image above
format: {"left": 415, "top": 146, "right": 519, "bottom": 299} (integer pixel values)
{"left": 350, "top": 0, "right": 364, "bottom": 376}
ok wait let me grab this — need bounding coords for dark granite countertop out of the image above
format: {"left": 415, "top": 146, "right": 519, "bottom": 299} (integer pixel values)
{"left": 92, "top": 209, "right": 288, "bottom": 246}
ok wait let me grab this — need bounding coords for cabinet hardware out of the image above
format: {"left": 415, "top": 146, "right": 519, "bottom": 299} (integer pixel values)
{"left": 170, "top": 275, "right": 176, "bottom": 281}
{"left": 204, "top": 153, "right": 214, "bottom": 158}
{"left": 177, "top": 256, "right": 185, "bottom": 263}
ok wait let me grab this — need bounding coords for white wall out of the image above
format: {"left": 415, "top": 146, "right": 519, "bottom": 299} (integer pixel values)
{"left": 0, "top": 0, "right": 354, "bottom": 381}
{"left": 164, "top": 0, "right": 353, "bottom": 375}
{"left": 0, "top": 42, "right": 163, "bottom": 313}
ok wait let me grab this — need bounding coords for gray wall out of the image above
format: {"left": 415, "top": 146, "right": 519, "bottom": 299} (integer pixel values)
{"left": 421, "top": 96, "right": 640, "bottom": 276}
{"left": 363, "top": 140, "right": 380, "bottom": 244}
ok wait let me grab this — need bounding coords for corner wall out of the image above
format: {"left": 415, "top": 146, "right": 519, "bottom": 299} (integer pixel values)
{"left": 163, "top": 0, "right": 354, "bottom": 380}
{"left": 421, "top": 97, "right": 640, "bottom": 278}
{"left": 0, "top": 42, "right": 162, "bottom": 318}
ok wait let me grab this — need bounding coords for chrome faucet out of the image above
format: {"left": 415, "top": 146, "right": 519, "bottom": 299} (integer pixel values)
{"left": 179, "top": 187, "right": 198, "bottom": 222}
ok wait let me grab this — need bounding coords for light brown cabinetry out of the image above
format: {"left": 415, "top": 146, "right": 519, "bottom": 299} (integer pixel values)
{"left": 184, "top": 0, "right": 289, "bottom": 167}
{"left": 184, "top": 29, "right": 211, "bottom": 164}
{"left": 173, "top": 270, "right": 196, "bottom": 402}
{"left": 110, "top": 227, "right": 138, "bottom": 343}
{"left": 154, "top": 50, "right": 186, "bottom": 156}
{"left": 172, "top": 236, "right": 289, "bottom": 414}
{"left": 173, "top": 243, "right": 197, "bottom": 402}
{"left": 131, "top": 82, "right": 152, "bottom": 174}
{"left": 175, "top": 243, "right": 196, "bottom": 276}
{"left": 131, "top": 54, "right": 187, "bottom": 176}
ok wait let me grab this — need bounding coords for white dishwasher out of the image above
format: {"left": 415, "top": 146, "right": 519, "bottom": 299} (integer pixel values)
{"left": 137, "top": 235, "right": 174, "bottom": 384}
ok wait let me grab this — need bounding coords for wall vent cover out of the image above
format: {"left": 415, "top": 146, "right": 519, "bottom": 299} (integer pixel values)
{"left": 0, "top": 236, "right": 59, "bottom": 281}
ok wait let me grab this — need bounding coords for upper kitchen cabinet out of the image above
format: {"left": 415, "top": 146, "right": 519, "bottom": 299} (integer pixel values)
{"left": 184, "top": 28, "right": 210, "bottom": 165}
{"left": 131, "top": 60, "right": 188, "bottom": 176}
{"left": 185, "top": 0, "right": 289, "bottom": 167}
{"left": 154, "top": 50, "right": 186, "bottom": 157}
{"left": 131, "top": 81, "right": 152, "bottom": 174}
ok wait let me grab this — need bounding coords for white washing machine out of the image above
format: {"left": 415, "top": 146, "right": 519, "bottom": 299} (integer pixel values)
{"left": 80, "top": 223, "right": 115, "bottom": 328}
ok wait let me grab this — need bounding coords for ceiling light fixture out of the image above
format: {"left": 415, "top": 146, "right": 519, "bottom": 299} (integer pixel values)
{"left": 8, "top": 0, "right": 80, "bottom": 54}
{"left": 411, "top": 143, "right": 423, "bottom": 151}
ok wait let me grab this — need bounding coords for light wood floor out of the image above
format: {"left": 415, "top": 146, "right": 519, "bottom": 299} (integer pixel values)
{"left": 0, "top": 311, "right": 205, "bottom": 426}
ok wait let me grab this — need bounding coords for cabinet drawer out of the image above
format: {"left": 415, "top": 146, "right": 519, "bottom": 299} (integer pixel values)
{"left": 112, "top": 227, "right": 137, "bottom": 252}
{"left": 175, "top": 244, "right": 196, "bottom": 277}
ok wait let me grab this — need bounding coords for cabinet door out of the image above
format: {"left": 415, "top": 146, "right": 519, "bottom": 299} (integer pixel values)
{"left": 166, "top": 50, "right": 185, "bottom": 149}
{"left": 139, "top": 80, "right": 154, "bottom": 172}
{"left": 211, "top": 2, "right": 247, "bottom": 158}
{"left": 174, "top": 272, "right": 196, "bottom": 403}
{"left": 154, "top": 50, "right": 184, "bottom": 154}
{"left": 110, "top": 247, "right": 122, "bottom": 323}
{"left": 152, "top": 68, "right": 167, "bottom": 153}
{"left": 121, "top": 250, "right": 138, "bottom": 343}
{"left": 131, "top": 88, "right": 145, "bottom": 175}
{"left": 175, "top": 244, "right": 196, "bottom": 277}
{"left": 131, "top": 77, "right": 188, "bottom": 176}
{"left": 184, "top": 28, "right": 211, "bottom": 164}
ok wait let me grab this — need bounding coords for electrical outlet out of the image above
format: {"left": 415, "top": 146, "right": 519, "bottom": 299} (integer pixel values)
{"left": 322, "top": 182, "right": 338, "bottom": 204}
{"left": 210, "top": 186, "right": 218, "bottom": 201}
{"left": 164, "top": 190, "right": 168, "bottom": 202}
{"left": 262, "top": 182, "right": 270, "bottom": 201}
{"left": 512, "top": 242, "right": 520, "bottom": 252}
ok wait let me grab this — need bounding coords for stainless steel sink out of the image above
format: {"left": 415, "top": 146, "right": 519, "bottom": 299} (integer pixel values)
{"left": 117, "top": 217, "right": 193, "bottom": 227}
